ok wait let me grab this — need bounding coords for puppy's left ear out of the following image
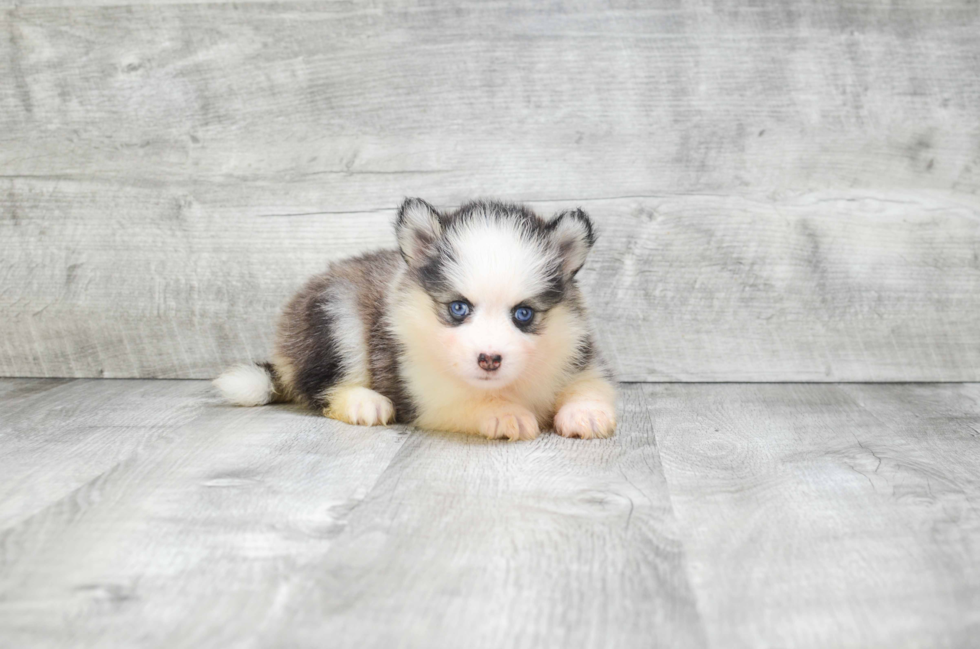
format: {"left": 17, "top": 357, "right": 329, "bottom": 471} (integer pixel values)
{"left": 396, "top": 197, "right": 443, "bottom": 268}
{"left": 547, "top": 208, "right": 596, "bottom": 279}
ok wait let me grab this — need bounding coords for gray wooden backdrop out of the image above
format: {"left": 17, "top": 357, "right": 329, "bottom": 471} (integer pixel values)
{"left": 2, "top": 1, "right": 979, "bottom": 381}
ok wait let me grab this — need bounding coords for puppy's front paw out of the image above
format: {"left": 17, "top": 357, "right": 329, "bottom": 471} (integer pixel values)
{"left": 479, "top": 406, "right": 540, "bottom": 441}
{"left": 325, "top": 386, "right": 395, "bottom": 426}
{"left": 554, "top": 400, "right": 616, "bottom": 439}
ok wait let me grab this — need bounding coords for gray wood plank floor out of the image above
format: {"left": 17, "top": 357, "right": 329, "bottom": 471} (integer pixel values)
{"left": 1, "top": 380, "right": 978, "bottom": 648}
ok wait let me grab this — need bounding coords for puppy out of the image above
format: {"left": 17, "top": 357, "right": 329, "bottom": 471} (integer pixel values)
{"left": 214, "top": 198, "right": 617, "bottom": 440}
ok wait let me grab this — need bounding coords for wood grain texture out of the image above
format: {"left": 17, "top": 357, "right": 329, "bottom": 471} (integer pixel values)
{"left": 650, "top": 382, "right": 980, "bottom": 649}
{"left": 3, "top": 2, "right": 978, "bottom": 196}
{"left": 2, "top": 190, "right": 979, "bottom": 381}
{"left": 2, "top": 1, "right": 980, "bottom": 380}
{"left": 3, "top": 0, "right": 277, "bottom": 6}
{"left": 0, "top": 379, "right": 409, "bottom": 648}
{"left": 3, "top": 379, "right": 980, "bottom": 647}
{"left": 0, "top": 378, "right": 206, "bottom": 530}
{"left": 0, "top": 379, "right": 706, "bottom": 649}
{"left": 260, "top": 385, "right": 706, "bottom": 649}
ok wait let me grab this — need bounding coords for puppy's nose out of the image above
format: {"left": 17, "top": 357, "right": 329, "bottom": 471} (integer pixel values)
{"left": 477, "top": 353, "right": 502, "bottom": 372}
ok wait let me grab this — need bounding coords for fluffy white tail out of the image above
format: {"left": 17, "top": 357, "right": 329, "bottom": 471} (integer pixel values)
{"left": 213, "top": 364, "right": 275, "bottom": 406}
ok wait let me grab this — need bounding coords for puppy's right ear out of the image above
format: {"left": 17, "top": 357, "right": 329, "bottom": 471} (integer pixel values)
{"left": 396, "top": 198, "right": 443, "bottom": 268}
{"left": 547, "top": 208, "right": 597, "bottom": 280}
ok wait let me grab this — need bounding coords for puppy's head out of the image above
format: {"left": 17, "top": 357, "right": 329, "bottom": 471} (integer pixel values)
{"left": 396, "top": 198, "right": 595, "bottom": 389}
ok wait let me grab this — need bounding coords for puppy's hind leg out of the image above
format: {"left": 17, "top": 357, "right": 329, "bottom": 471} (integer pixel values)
{"left": 324, "top": 385, "right": 395, "bottom": 426}
{"left": 288, "top": 276, "right": 393, "bottom": 426}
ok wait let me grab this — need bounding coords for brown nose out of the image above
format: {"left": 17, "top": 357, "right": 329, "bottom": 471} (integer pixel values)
{"left": 477, "top": 353, "right": 502, "bottom": 372}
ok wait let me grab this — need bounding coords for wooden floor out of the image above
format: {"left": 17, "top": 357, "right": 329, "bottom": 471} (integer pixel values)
{"left": 1, "top": 379, "right": 979, "bottom": 648}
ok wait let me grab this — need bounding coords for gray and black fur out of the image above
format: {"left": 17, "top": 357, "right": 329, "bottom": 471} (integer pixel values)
{"left": 271, "top": 249, "right": 416, "bottom": 421}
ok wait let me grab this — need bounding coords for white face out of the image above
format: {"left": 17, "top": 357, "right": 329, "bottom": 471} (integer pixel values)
{"left": 434, "top": 298, "right": 534, "bottom": 388}
{"left": 396, "top": 198, "right": 594, "bottom": 392}
{"left": 433, "top": 218, "right": 554, "bottom": 389}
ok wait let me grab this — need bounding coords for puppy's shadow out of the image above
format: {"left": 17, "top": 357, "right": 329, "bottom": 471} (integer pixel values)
{"left": 211, "top": 399, "right": 552, "bottom": 446}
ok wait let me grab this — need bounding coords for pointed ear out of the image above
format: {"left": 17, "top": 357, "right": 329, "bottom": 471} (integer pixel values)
{"left": 547, "top": 208, "right": 596, "bottom": 279}
{"left": 395, "top": 198, "right": 443, "bottom": 267}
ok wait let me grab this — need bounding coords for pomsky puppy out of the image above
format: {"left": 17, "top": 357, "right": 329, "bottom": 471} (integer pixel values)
{"left": 214, "top": 198, "right": 617, "bottom": 440}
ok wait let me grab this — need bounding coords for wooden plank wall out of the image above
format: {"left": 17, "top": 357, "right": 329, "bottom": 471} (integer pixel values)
{"left": 1, "top": 1, "right": 979, "bottom": 380}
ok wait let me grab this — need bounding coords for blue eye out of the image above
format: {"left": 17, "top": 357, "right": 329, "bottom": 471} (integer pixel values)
{"left": 449, "top": 301, "right": 470, "bottom": 320}
{"left": 513, "top": 306, "right": 534, "bottom": 324}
